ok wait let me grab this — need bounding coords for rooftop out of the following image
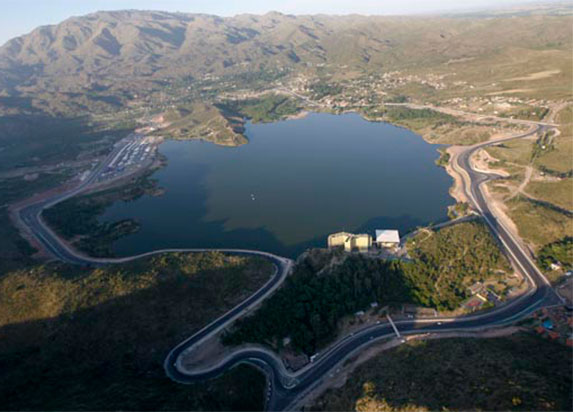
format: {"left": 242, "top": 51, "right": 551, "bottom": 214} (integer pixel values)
{"left": 375, "top": 229, "right": 400, "bottom": 243}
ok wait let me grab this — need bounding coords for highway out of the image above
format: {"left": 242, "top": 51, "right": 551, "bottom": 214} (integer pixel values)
{"left": 13, "top": 118, "right": 563, "bottom": 411}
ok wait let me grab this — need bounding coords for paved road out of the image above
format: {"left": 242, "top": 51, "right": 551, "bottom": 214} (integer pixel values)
{"left": 15, "top": 121, "right": 562, "bottom": 411}
{"left": 164, "top": 124, "right": 562, "bottom": 411}
{"left": 16, "top": 136, "right": 138, "bottom": 265}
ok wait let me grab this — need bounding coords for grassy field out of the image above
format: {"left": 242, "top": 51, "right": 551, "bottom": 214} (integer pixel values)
{"left": 506, "top": 196, "right": 572, "bottom": 250}
{"left": 536, "top": 137, "right": 573, "bottom": 175}
{"left": 526, "top": 180, "right": 573, "bottom": 211}
{"left": 222, "top": 94, "right": 302, "bottom": 123}
{"left": 556, "top": 104, "right": 573, "bottom": 135}
{"left": 535, "top": 106, "right": 572, "bottom": 176}
{"left": 383, "top": 107, "right": 493, "bottom": 145}
{"left": 486, "top": 139, "right": 535, "bottom": 167}
{"left": 311, "top": 334, "right": 572, "bottom": 411}
{"left": 484, "top": 103, "right": 572, "bottom": 256}
{"left": 0, "top": 252, "right": 273, "bottom": 410}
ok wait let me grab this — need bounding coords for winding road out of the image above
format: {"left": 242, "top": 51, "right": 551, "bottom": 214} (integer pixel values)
{"left": 14, "top": 114, "right": 562, "bottom": 411}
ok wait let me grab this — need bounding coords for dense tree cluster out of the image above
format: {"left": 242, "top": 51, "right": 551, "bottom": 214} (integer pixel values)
{"left": 386, "top": 107, "right": 458, "bottom": 124}
{"left": 309, "top": 82, "right": 343, "bottom": 99}
{"left": 224, "top": 222, "right": 510, "bottom": 354}
{"left": 404, "top": 222, "right": 510, "bottom": 310}
{"left": 221, "top": 95, "right": 301, "bottom": 123}
{"left": 223, "top": 253, "right": 411, "bottom": 354}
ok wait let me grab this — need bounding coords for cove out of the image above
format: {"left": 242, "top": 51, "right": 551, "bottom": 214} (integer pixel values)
{"left": 99, "top": 112, "right": 454, "bottom": 257}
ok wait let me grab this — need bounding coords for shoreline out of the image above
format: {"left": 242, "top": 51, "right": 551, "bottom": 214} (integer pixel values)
{"left": 7, "top": 105, "right": 540, "bottom": 266}
{"left": 6, "top": 108, "right": 492, "bottom": 264}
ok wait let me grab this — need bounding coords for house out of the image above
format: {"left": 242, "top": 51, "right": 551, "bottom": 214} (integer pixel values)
{"left": 327, "top": 232, "right": 372, "bottom": 252}
{"left": 375, "top": 230, "right": 400, "bottom": 248}
{"left": 550, "top": 262, "right": 562, "bottom": 271}
{"left": 468, "top": 282, "right": 484, "bottom": 295}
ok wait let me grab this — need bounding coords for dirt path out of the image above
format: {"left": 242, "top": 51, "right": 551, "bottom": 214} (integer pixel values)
{"left": 508, "top": 165, "right": 533, "bottom": 200}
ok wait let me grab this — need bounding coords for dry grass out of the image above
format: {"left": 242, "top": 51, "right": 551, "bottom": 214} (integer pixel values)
{"left": 164, "top": 102, "right": 247, "bottom": 146}
{"left": 486, "top": 139, "right": 534, "bottom": 167}
{"left": 506, "top": 196, "right": 572, "bottom": 251}
{"left": 526, "top": 179, "right": 573, "bottom": 211}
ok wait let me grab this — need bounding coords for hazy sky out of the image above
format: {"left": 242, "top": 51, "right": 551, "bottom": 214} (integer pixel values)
{"left": 0, "top": 0, "right": 553, "bottom": 45}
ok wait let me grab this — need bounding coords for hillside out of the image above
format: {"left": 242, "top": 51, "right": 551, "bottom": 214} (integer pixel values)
{"left": 0, "top": 251, "right": 273, "bottom": 410}
{"left": 0, "top": 8, "right": 571, "bottom": 115}
{"left": 311, "top": 335, "right": 572, "bottom": 411}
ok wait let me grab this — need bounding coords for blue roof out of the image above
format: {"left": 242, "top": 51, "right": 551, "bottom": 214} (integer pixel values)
{"left": 542, "top": 320, "right": 554, "bottom": 329}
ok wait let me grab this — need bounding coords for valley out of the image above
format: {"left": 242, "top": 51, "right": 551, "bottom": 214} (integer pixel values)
{"left": 0, "top": 2, "right": 571, "bottom": 412}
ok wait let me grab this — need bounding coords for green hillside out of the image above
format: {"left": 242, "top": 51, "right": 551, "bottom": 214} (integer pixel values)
{"left": 0, "top": 252, "right": 273, "bottom": 410}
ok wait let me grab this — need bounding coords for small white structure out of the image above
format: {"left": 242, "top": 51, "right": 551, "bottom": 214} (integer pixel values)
{"left": 550, "top": 262, "right": 562, "bottom": 271}
{"left": 375, "top": 230, "right": 400, "bottom": 248}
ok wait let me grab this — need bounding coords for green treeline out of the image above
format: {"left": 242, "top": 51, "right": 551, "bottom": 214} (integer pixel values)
{"left": 224, "top": 222, "right": 510, "bottom": 354}
{"left": 223, "top": 251, "right": 411, "bottom": 354}
{"left": 435, "top": 148, "right": 450, "bottom": 167}
{"left": 222, "top": 94, "right": 301, "bottom": 123}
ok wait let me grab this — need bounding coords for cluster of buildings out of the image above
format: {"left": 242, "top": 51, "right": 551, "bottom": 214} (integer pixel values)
{"left": 529, "top": 306, "right": 573, "bottom": 347}
{"left": 98, "top": 133, "right": 156, "bottom": 182}
{"left": 327, "top": 229, "right": 400, "bottom": 253}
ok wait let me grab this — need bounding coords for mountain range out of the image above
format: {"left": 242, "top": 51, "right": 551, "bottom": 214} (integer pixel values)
{"left": 0, "top": 5, "right": 571, "bottom": 116}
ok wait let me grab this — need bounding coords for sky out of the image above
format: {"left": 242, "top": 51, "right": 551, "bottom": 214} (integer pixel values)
{"left": 0, "top": 0, "right": 554, "bottom": 45}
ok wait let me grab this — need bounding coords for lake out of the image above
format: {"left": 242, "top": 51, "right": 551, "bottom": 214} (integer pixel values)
{"left": 100, "top": 112, "right": 454, "bottom": 257}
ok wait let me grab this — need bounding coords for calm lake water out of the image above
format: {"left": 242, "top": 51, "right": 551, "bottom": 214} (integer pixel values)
{"left": 100, "top": 113, "right": 454, "bottom": 257}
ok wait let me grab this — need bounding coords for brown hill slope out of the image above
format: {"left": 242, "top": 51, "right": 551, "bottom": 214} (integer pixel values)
{"left": 1, "top": 10, "right": 571, "bottom": 98}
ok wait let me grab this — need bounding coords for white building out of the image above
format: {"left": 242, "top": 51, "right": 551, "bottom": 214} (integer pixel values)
{"left": 375, "top": 230, "right": 400, "bottom": 248}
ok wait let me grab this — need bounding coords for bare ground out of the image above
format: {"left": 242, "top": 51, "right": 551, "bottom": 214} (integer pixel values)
{"left": 444, "top": 146, "right": 469, "bottom": 204}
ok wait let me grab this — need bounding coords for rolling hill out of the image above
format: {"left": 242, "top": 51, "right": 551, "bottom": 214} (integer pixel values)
{"left": 0, "top": 8, "right": 571, "bottom": 115}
